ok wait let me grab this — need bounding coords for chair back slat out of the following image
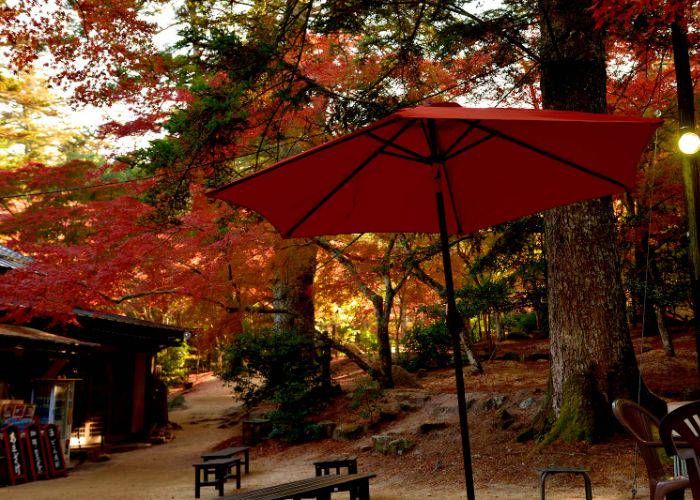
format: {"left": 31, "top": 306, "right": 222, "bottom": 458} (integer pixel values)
{"left": 660, "top": 401, "right": 700, "bottom": 499}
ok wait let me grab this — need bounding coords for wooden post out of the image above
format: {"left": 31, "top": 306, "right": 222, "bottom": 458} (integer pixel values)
{"left": 671, "top": 17, "right": 700, "bottom": 379}
{"left": 131, "top": 352, "right": 147, "bottom": 435}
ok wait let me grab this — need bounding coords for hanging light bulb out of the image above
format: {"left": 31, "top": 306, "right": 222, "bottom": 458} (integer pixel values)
{"left": 678, "top": 129, "right": 700, "bottom": 155}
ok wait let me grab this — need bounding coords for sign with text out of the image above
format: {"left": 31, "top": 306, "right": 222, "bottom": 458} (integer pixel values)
{"left": 1, "top": 425, "right": 27, "bottom": 485}
{"left": 42, "top": 424, "right": 66, "bottom": 477}
{"left": 25, "top": 425, "right": 47, "bottom": 480}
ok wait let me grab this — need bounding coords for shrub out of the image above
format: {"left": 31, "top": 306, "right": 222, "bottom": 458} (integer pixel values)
{"left": 157, "top": 341, "right": 192, "bottom": 386}
{"left": 219, "top": 329, "right": 325, "bottom": 443}
{"left": 505, "top": 311, "right": 538, "bottom": 334}
{"left": 399, "top": 320, "right": 453, "bottom": 372}
{"left": 348, "top": 378, "right": 384, "bottom": 421}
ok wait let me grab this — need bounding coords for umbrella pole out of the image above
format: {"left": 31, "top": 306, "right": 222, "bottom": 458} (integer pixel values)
{"left": 436, "top": 191, "right": 476, "bottom": 500}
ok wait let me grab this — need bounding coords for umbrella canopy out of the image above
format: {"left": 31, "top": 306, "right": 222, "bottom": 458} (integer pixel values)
{"left": 209, "top": 103, "right": 661, "bottom": 238}
{"left": 208, "top": 103, "right": 661, "bottom": 500}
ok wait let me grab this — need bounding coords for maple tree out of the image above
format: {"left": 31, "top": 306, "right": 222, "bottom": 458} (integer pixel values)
{"left": 0, "top": 0, "right": 696, "bottom": 438}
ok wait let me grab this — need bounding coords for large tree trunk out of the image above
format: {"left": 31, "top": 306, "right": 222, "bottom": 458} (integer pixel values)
{"left": 535, "top": 0, "right": 665, "bottom": 442}
{"left": 271, "top": 239, "right": 317, "bottom": 335}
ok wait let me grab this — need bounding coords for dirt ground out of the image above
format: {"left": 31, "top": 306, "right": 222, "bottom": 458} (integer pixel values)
{"left": 1, "top": 329, "right": 695, "bottom": 499}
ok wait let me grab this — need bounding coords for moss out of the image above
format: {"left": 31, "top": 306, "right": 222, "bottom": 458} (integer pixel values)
{"left": 542, "top": 373, "right": 606, "bottom": 444}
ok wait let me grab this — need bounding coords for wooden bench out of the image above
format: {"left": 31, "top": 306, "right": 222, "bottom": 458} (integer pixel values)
{"left": 193, "top": 457, "right": 241, "bottom": 498}
{"left": 203, "top": 446, "right": 251, "bottom": 474}
{"left": 223, "top": 473, "right": 376, "bottom": 500}
{"left": 314, "top": 456, "right": 358, "bottom": 476}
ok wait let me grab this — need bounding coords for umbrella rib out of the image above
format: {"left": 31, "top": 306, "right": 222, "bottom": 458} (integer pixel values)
{"left": 445, "top": 134, "right": 495, "bottom": 160}
{"left": 444, "top": 121, "right": 478, "bottom": 157}
{"left": 380, "top": 150, "right": 431, "bottom": 164}
{"left": 284, "top": 119, "right": 417, "bottom": 237}
{"left": 464, "top": 120, "right": 629, "bottom": 190}
{"left": 367, "top": 132, "right": 429, "bottom": 162}
{"left": 207, "top": 118, "right": 398, "bottom": 195}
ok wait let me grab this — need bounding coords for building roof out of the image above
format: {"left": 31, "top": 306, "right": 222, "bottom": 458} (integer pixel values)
{"left": 0, "top": 244, "right": 33, "bottom": 271}
{"left": 0, "top": 245, "right": 187, "bottom": 350}
{"left": 0, "top": 324, "right": 100, "bottom": 349}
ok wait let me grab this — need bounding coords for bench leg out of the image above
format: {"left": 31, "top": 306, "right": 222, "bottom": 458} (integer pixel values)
{"left": 357, "top": 479, "right": 370, "bottom": 500}
{"left": 236, "top": 461, "right": 241, "bottom": 489}
{"left": 195, "top": 469, "right": 201, "bottom": 499}
{"left": 582, "top": 473, "right": 592, "bottom": 500}
{"left": 540, "top": 472, "right": 548, "bottom": 500}
{"left": 244, "top": 450, "right": 250, "bottom": 474}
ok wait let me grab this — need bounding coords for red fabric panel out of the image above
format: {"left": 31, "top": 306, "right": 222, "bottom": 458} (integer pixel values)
{"left": 208, "top": 105, "right": 661, "bottom": 237}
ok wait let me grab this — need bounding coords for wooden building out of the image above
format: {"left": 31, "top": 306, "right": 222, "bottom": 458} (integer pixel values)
{"left": 0, "top": 245, "right": 186, "bottom": 451}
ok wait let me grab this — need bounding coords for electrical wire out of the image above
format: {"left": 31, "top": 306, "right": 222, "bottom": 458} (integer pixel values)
{"left": 631, "top": 127, "right": 660, "bottom": 498}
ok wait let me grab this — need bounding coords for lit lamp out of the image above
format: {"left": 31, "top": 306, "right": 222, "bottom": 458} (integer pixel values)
{"left": 679, "top": 129, "right": 700, "bottom": 155}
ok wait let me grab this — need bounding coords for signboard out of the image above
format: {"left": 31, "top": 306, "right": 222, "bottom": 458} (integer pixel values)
{"left": 1, "top": 425, "right": 27, "bottom": 485}
{"left": 25, "top": 424, "right": 48, "bottom": 480}
{"left": 42, "top": 424, "right": 66, "bottom": 477}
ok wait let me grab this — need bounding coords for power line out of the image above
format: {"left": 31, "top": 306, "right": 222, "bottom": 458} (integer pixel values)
{"left": 0, "top": 173, "right": 162, "bottom": 200}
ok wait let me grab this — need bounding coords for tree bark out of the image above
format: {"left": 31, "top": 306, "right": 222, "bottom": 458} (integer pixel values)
{"left": 655, "top": 304, "right": 675, "bottom": 357}
{"left": 535, "top": 0, "right": 665, "bottom": 442}
{"left": 271, "top": 239, "right": 317, "bottom": 336}
{"left": 316, "top": 330, "right": 379, "bottom": 380}
{"left": 495, "top": 310, "right": 505, "bottom": 342}
{"left": 376, "top": 308, "right": 394, "bottom": 388}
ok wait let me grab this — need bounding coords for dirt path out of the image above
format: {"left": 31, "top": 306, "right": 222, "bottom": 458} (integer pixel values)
{"left": 1, "top": 373, "right": 637, "bottom": 499}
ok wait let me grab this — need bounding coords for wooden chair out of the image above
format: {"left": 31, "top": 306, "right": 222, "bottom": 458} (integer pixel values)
{"left": 660, "top": 401, "right": 700, "bottom": 499}
{"left": 612, "top": 399, "right": 688, "bottom": 500}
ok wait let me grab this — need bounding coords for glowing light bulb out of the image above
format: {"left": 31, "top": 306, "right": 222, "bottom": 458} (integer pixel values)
{"left": 678, "top": 131, "right": 700, "bottom": 155}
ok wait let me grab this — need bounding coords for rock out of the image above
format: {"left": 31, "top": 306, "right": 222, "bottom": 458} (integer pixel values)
{"left": 393, "top": 390, "right": 429, "bottom": 412}
{"left": 372, "top": 434, "right": 415, "bottom": 455}
{"left": 332, "top": 423, "right": 366, "bottom": 441}
{"left": 419, "top": 421, "right": 448, "bottom": 434}
{"left": 399, "top": 402, "right": 420, "bottom": 412}
{"left": 524, "top": 353, "right": 549, "bottom": 362}
{"left": 518, "top": 397, "right": 535, "bottom": 410}
{"left": 378, "top": 403, "right": 401, "bottom": 422}
{"left": 480, "top": 395, "right": 506, "bottom": 411}
{"left": 316, "top": 420, "right": 337, "bottom": 438}
{"left": 387, "top": 438, "right": 415, "bottom": 455}
{"left": 493, "top": 409, "right": 515, "bottom": 430}
{"left": 359, "top": 444, "right": 373, "bottom": 452}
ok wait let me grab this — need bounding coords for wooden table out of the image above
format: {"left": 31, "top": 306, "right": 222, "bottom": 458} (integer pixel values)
{"left": 313, "top": 456, "right": 358, "bottom": 476}
{"left": 194, "top": 457, "right": 241, "bottom": 498}
{"left": 223, "top": 473, "right": 376, "bottom": 500}
{"left": 203, "top": 447, "right": 251, "bottom": 474}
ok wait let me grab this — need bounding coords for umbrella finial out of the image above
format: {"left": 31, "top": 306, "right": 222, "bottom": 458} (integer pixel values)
{"left": 425, "top": 101, "right": 462, "bottom": 107}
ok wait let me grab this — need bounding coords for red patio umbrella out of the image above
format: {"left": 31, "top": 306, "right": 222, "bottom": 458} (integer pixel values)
{"left": 208, "top": 103, "right": 661, "bottom": 499}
